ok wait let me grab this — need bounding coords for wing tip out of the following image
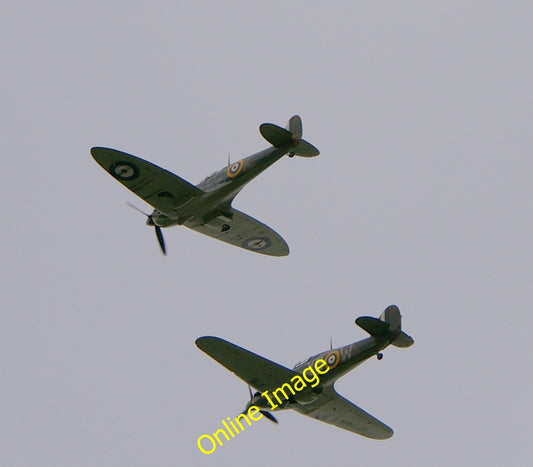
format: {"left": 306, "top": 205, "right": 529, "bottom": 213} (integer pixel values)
{"left": 90, "top": 146, "right": 104, "bottom": 160}
{"left": 358, "top": 425, "right": 393, "bottom": 440}
{"left": 377, "top": 427, "right": 394, "bottom": 440}
{"left": 259, "top": 247, "right": 290, "bottom": 257}
{"left": 253, "top": 238, "right": 290, "bottom": 257}
{"left": 195, "top": 336, "right": 220, "bottom": 350}
{"left": 90, "top": 146, "right": 124, "bottom": 165}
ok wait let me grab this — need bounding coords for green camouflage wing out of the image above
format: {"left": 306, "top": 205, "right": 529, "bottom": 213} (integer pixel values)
{"left": 188, "top": 208, "right": 290, "bottom": 256}
{"left": 196, "top": 337, "right": 298, "bottom": 393}
{"left": 91, "top": 147, "right": 203, "bottom": 218}
{"left": 292, "top": 386, "right": 394, "bottom": 439}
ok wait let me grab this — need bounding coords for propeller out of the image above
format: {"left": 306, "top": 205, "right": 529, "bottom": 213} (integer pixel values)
{"left": 126, "top": 202, "right": 166, "bottom": 255}
{"left": 247, "top": 385, "right": 278, "bottom": 424}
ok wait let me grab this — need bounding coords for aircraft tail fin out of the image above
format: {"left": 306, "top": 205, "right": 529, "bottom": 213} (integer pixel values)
{"left": 355, "top": 305, "right": 414, "bottom": 348}
{"left": 286, "top": 115, "right": 302, "bottom": 139}
{"left": 259, "top": 115, "right": 320, "bottom": 157}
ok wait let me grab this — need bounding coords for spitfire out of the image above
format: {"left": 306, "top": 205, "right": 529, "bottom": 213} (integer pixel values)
{"left": 196, "top": 305, "right": 414, "bottom": 439}
{"left": 91, "top": 115, "right": 319, "bottom": 256}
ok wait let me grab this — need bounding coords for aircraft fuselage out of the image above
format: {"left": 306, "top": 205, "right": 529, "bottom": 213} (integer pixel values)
{"left": 151, "top": 145, "right": 291, "bottom": 228}
{"left": 248, "top": 334, "right": 393, "bottom": 413}
{"left": 297, "top": 335, "right": 391, "bottom": 386}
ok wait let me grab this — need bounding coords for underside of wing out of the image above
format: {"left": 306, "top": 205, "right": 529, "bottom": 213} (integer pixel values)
{"left": 195, "top": 337, "right": 298, "bottom": 393}
{"left": 187, "top": 208, "right": 289, "bottom": 256}
{"left": 91, "top": 147, "right": 203, "bottom": 218}
{"left": 293, "top": 386, "right": 393, "bottom": 439}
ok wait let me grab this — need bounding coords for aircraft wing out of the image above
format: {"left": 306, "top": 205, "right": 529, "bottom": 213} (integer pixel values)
{"left": 196, "top": 337, "right": 298, "bottom": 393}
{"left": 292, "top": 386, "right": 393, "bottom": 439}
{"left": 91, "top": 147, "right": 203, "bottom": 218}
{"left": 187, "top": 208, "right": 289, "bottom": 256}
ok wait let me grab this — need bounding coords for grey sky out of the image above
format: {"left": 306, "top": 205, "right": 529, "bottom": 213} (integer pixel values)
{"left": 1, "top": 2, "right": 531, "bottom": 466}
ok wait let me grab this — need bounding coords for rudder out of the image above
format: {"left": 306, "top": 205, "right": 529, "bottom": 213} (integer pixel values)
{"left": 379, "top": 305, "right": 402, "bottom": 332}
{"left": 286, "top": 115, "right": 302, "bottom": 140}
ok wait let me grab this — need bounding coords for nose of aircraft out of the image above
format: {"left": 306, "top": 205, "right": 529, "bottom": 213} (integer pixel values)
{"left": 126, "top": 203, "right": 166, "bottom": 255}
{"left": 243, "top": 386, "right": 279, "bottom": 424}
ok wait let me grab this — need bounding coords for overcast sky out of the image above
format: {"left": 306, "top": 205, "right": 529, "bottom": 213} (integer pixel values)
{"left": 1, "top": 2, "right": 531, "bottom": 466}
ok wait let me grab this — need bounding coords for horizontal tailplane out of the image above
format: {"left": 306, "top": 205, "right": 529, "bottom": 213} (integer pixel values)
{"left": 356, "top": 305, "right": 414, "bottom": 348}
{"left": 391, "top": 331, "right": 414, "bottom": 348}
{"left": 355, "top": 316, "right": 390, "bottom": 337}
{"left": 259, "top": 115, "right": 320, "bottom": 157}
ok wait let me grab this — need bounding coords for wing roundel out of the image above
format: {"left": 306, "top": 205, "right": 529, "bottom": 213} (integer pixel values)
{"left": 187, "top": 208, "right": 289, "bottom": 256}
{"left": 91, "top": 147, "right": 203, "bottom": 218}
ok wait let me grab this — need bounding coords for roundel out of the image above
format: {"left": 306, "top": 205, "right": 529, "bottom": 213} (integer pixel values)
{"left": 226, "top": 160, "right": 244, "bottom": 178}
{"left": 324, "top": 350, "right": 340, "bottom": 369}
{"left": 243, "top": 236, "right": 272, "bottom": 251}
{"left": 109, "top": 161, "right": 139, "bottom": 181}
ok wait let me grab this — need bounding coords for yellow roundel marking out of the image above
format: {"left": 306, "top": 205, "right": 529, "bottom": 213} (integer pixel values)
{"left": 324, "top": 350, "right": 340, "bottom": 369}
{"left": 226, "top": 160, "right": 244, "bottom": 178}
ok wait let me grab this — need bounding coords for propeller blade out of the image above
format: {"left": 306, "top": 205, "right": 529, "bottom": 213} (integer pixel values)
{"left": 244, "top": 386, "right": 277, "bottom": 424}
{"left": 126, "top": 202, "right": 166, "bottom": 255}
{"left": 126, "top": 201, "right": 149, "bottom": 217}
{"left": 154, "top": 225, "right": 166, "bottom": 255}
{"left": 260, "top": 410, "right": 278, "bottom": 424}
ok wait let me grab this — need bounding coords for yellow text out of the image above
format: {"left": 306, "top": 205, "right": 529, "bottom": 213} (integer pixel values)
{"left": 197, "top": 405, "right": 263, "bottom": 455}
